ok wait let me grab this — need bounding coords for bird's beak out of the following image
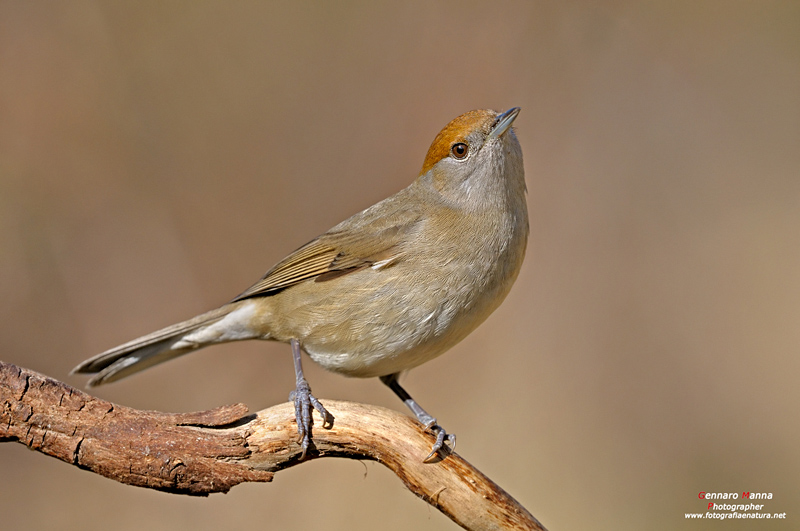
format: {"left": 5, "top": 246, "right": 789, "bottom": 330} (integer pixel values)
{"left": 489, "top": 107, "right": 521, "bottom": 140}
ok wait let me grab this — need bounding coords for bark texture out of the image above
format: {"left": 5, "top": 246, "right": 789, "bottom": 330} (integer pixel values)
{"left": 0, "top": 361, "right": 546, "bottom": 531}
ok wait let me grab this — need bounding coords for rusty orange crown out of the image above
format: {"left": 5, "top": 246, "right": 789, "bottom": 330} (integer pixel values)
{"left": 420, "top": 109, "right": 500, "bottom": 175}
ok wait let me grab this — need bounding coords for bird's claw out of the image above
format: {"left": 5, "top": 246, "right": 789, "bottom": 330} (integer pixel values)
{"left": 422, "top": 419, "right": 456, "bottom": 462}
{"left": 289, "top": 379, "right": 332, "bottom": 459}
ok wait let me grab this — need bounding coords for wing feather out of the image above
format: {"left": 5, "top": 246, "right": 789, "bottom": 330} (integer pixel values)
{"left": 232, "top": 216, "right": 421, "bottom": 301}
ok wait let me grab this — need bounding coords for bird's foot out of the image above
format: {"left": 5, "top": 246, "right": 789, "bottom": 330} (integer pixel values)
{"left": 289, "top": 378, "right": 332, "bottom": 459}
{"left": 418, "top": 412, "right": 457, "bottom": 462}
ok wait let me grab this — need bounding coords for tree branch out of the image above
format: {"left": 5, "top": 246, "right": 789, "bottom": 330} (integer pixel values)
{"left": 0, "top": 361, "right": 546, "bottom": 531}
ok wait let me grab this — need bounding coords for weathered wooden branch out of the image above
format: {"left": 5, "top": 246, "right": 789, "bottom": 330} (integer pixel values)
{"left": 0, "top": 361, "right": 545, "bottom": 531}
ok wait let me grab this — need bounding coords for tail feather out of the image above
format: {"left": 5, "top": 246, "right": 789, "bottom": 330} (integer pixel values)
{"left": 72, "top": 305, "right": 235, "bottom": 387}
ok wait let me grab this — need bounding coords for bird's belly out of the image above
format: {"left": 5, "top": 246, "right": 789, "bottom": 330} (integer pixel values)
{"left": 303, "top": 312, "right": 455, "bottom": 378}
{"left": 264, "top": 263, "right": 509, "bottom": 377}
{"left": 300, "top": 290, "right": 460, "bottom": 378}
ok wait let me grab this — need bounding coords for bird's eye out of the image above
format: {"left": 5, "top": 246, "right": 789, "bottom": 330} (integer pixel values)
{"left": 451, "top": 143, "right": 469, "bottom": 159}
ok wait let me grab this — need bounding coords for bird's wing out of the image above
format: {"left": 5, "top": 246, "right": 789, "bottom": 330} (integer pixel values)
{"left": 232, "top": 214, "right": 422, "bottom": 301}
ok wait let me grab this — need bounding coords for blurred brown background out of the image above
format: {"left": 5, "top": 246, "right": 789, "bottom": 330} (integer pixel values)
{"left": 1, "top": 1, "right": 798, "bottom": 530}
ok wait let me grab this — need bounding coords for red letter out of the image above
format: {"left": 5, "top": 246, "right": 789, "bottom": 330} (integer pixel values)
{"left": 699, "top": 492, "right": 705, "bottom": 499}
{"left": 742, "top": 492, "right": 750, "bottom": 499}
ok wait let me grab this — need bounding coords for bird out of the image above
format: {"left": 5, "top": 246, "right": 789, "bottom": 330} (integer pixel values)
{"left": 73, "top": 107, "right": 529, "bottom": 460}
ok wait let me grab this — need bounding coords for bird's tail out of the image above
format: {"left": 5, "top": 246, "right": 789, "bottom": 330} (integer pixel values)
{"left": 71, "top": 305, "right": 237, "bottom": 387}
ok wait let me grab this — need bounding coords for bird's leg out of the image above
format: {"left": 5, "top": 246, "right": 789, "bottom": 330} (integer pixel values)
{"left": 289, "top": 339, "right": 332, "bottom": 459}
{"left": 380, "top": 373, "right": 456, "bottom": 461}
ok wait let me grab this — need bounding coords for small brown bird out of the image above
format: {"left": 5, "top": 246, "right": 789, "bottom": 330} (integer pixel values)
{"left": 73, "top": 107, "right": 528, "bottom": 460}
